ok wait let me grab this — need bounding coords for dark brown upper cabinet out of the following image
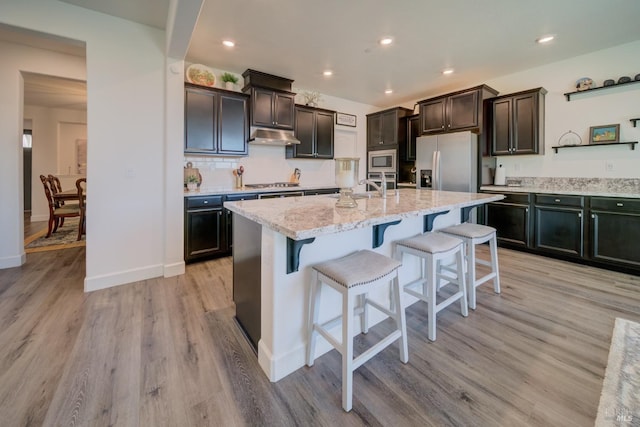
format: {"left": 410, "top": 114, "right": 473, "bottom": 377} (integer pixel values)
{"left": 246, "top": 87, "right": 296, "bottom": 130}
{"left": 418, "top": 85, "right": 498, "bottom": 135}
{"left": 184, "top": 84, "right": 249, "bottom": 156}
{"left": 367, "top": 107, "right": 414, "bottom": 150}
{"left": 490, "top": 87, "right": 546, "bottom": 156}
{"left": 286, "top": 105, "right": 335, "bottom": 159}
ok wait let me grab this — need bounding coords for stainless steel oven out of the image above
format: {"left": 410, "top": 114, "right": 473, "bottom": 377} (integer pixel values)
{"left": 367, "top": 149, "right": 397, "bottom": 173}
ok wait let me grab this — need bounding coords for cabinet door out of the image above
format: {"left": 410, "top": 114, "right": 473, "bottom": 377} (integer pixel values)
{"left": 315, "top": 110, "right": 334, "bottom": 158}
{"left": 486, "top": 202, "right": 530, "bottom": 247}
{"left": 406, "top": 115, "right": 420, "bottom": 161}
{"left": 380, "top": 110, "right": 398, "bottom": 146}
{"left": 293, "top": 107, "right": 315, "bottom": 157}
{"left": 185, "top": 89, "right": 217, "bottom": 153}
{"left": 512, "top": 93, "right": 538, "bottom": 154}
{"left": 491, "top": 98, "right": 512, "bottom": 155}
{"left": 251, "top": 88, "right": 275, "bottom": 127}
{"left": 420, "top": 99, "right": 446, "bottom": 133}
{"left": 447, "top": 90, "right": 478, "bottom": 131}
{"left": 218, "top": 93, "right": 248, "bottom": 155}
{"left": 534, "top": 206, "right": 583, "bottom": 257}
{"left": 273, "top": 92, "right": 295, "bottom": 129}
{"left": 185, "top": 209, "right": 224, "bottom": 260}
{"left": 367, "top": 114, "right": 383, "bottom": 148}
{"left": 591, "top": 210, "right": 640, "bottom": 267}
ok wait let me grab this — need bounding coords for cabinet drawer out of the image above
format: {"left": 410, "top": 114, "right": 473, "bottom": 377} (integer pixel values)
{"left": 225, "top": 193, "right": 258, "bottom": 202}
{"left": 535, "top": 194, "right": 584, "bottom": 207}
{"left": 485, "top": 192, "right": 530, "bottom": 205}
{"left": 590, "top": 197, "right": 640, "bottom": 213}
{"left": 186, "top": 195, "right": 223, "bottom": 209}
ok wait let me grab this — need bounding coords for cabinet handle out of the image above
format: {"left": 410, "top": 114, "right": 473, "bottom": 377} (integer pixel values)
{"left": 441, "top": 125, "right": 445, "bottom": 129}
{"left": 617, "top": 202, "right": 624, "bottom": 207}
{"left": 578, "top": 213, "right": 582, "bottom": 218}
{"left": 591, "top": 214, "right": 595, "bottom": 218}
{"left": 525, "top": 208, "right": 528, "bottom": 213}
{"left": 203, "top": 200, "right": 209, "bottom": 204}
{"left": 554, "top": 199, "right": 561, "bottom": 202}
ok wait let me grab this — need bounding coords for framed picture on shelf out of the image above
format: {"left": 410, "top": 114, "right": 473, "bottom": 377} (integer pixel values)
{"left": 589, "top": 124, "right": 619, "bottom": 144}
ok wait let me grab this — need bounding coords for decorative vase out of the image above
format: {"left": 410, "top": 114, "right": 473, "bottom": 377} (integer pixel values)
{"left": 225, "top": 81, "right": 234, "bottom": 90}
{"left": 187, "top": 182, "right": 197, "bottom": 191}
{"left": 235, "top": 175, "right": 243, "bottom": 188}
{"left": 334, "top": 157, "right": 360, "bottom": 208}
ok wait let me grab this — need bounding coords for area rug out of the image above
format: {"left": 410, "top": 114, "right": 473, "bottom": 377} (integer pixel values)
{"left": 24, "top": 218, "right": 85, "bottom": 253}
{"left": 595, "top": 317, "right": 640, "bottom": 426}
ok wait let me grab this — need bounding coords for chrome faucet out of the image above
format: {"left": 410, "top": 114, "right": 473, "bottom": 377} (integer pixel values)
{"left": 359, "top": 173, "right": 387, "bottom": 198}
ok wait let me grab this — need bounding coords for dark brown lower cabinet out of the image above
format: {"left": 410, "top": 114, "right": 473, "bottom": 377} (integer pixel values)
{"left": 533, "top": 195, "right": 584, "bottom": 257}
{"left": 184, "top": 195, "right": 225, "bottom": 262}
{"left": 483, "top": 192, "right": 640, "bottom": 275}
{"left": 589, "top": 197, "right": 640, "bottom": 270}
{"left": 484, "top": 192, "right": 531, "bottom": 248}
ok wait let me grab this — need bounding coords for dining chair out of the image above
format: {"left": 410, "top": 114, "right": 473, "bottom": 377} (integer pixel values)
{"left": 40, "top": 175, "right": 80, "bottom": 238}
{"left": 75, "top": 178, "right": 86, "bottom": 241}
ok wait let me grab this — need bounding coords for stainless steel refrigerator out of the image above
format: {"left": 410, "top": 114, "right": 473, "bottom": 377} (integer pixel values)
{"left": 415, "top": 131, "right": 478, "bottom": 192}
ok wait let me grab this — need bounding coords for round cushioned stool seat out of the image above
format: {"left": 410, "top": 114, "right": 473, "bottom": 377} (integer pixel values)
{"left": 313, "top": 250, "right": 402, "bottom": 288}
{"left": 395, "top": 232, "right": 462, "bottom": 254}
{"left": 439, "top": 223, "right": 496, "bottom": 239}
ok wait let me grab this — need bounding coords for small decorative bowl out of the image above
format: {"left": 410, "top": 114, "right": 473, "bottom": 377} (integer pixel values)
{"left": 575, "top": 77, "right": 593, "bottom": 91}
{"left": 618, "top": 76, "right": 631, "bottom": 84}
{"left": 603, "top": 79, "right": 615, "bottom": 87}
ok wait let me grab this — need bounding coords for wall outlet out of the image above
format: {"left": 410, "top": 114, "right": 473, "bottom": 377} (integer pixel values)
{"left": 605, "top": 160, "right": 614, "bottom": 172}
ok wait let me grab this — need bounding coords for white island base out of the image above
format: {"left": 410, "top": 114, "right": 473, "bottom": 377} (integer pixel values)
{"left": 226, "top": 189, "right": 504, "bottom": 382}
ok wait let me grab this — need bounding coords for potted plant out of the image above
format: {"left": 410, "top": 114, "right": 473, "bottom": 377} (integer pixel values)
{"left": 186, "top": 175, "right": 199, "bottom": 191}
{"left": 221, "top": 72, "right": 239, "bottom": 90}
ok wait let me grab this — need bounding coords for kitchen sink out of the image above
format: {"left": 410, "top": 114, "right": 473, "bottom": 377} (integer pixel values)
{"left": 328, "top": 191, "right": 379, "bottom": 199}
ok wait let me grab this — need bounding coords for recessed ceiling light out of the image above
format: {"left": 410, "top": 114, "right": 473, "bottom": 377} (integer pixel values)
{"left": 536, "top": 35, "right": 554, "bottom": 44}
{"left": 323, "top": 70, "right": 333, "bottom": 77}
{"left": 442, "top": 69, "right": 454, "bottom": 75}
{"left": 222, "top": 40, "right": 235, "bottom": 47}
{"left": 385, "top": 89, "right": 393, "bottom": 94}
{"left": 380, "top": 37, "right": 393, "bottom": 46}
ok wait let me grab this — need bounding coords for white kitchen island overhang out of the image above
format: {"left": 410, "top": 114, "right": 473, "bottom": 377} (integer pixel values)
{"left": 224, "top": 189, "right": 504, "bottom": 382}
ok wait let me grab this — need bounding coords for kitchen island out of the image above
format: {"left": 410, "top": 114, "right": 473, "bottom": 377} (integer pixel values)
{"left": 224, "top": 188, "right": 504, "bottom": 381}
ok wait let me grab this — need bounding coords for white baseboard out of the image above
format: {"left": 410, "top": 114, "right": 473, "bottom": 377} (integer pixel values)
{"left": 84, "top": 263, "right": 164, "bottom": 292}
{"left": 163, "top": 261, "right": 185, "bottom": 278}
{"left": 0, "top": 252, "right": 26, "bottom": 269}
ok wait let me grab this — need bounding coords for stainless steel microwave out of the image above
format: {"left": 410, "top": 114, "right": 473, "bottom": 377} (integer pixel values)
{"left": 367, "top": 149, "right": 397, "bottom": 173}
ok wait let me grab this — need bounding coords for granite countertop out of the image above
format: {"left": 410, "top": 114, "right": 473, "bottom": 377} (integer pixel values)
{"left": 481, "top": 185, "right": 640, "bottom": 199}
{"left": 224, "top": 188, "right": 504, "bottom": 240}
{"left": 184, "top": 184, "right": 338, "bottom": 197}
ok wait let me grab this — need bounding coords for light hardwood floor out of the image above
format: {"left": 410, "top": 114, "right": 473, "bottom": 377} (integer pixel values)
{"left": 1, "top": 245, "right": 639, "bottom": 426}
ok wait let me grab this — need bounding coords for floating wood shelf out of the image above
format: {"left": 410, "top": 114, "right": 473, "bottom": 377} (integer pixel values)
{"left": 631, "top": 118, "right": 640, "bottom": 127}
{"left": 552, "top": 141, "right": 638, "bottom": 153}
{"left": 564, "top": 79, "right": 640, "bottom": 101}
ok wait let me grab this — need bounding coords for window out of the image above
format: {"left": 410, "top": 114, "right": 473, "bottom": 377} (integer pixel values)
{"left": 23, "top": 130, "right": 32, "bottom": 148}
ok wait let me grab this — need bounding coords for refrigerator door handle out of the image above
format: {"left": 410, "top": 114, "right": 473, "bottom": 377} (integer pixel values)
{"left": 433, "top": 150, "right": 441, "bottom": 190}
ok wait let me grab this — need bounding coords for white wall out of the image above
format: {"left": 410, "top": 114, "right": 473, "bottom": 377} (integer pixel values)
{"left": 484, "top": 41, "right": 640, "bottom": 179}
{"left": 0, "top": 0, "right": 184, "bottom": 290}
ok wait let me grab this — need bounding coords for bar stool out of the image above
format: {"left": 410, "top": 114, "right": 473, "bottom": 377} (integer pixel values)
{"left": 439, "top": 223, "right": 500, "bottom": 310}
{"left": 306, "top": 250, "right": 408, "bottom": 412}
{"left": 394, "top": 232, "right": 468, "bottom": 342}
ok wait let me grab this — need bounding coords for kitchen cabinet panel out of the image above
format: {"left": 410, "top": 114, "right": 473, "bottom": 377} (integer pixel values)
{"left": 485, "top": 198, "right": 531, "bottom": 248}
{"left": 490, "top": 88, "right": 546, "bottom": 155}
{"left": 185, "top": 84, "right": 249, "bottom": 156}
{"left": 589, "top": 197, "right": 640, "bottom": 269}
{"left": 418, "top": 85, "right": 498, "bottom": 135}
{"left": 402, "top": 114, "right": 420, "bottom": 161}
{"left": 248, "top": 87, "right": 295, "bottom": 130}
{"left": 367, "top": 107, "right": 413, "bottom": 150}
{"left": 287, "top": 105, "right": 335, "bottom": 159}
{"left": 184, "top": 196, "right": 225, "bottom": 262}
{"left": 534, "top": 206, "right": 584, "bottom": 257}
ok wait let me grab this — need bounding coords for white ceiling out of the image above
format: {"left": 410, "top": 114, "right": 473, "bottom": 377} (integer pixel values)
{"left": 4, "top": 0, "right": 640, "bottom": 109}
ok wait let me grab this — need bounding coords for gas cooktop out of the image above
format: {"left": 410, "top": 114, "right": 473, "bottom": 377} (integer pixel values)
{"left": 244, "top": 182, "right": 300, "bottom": 188}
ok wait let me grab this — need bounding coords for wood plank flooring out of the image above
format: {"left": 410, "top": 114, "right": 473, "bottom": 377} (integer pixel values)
{"left": 1, "top": 246, "right": 639, "bottom": 426}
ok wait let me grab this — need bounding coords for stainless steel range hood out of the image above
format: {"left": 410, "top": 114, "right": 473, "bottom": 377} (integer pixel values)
{"left": 248, "top": 128, "right": 300, "bottom": 146}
